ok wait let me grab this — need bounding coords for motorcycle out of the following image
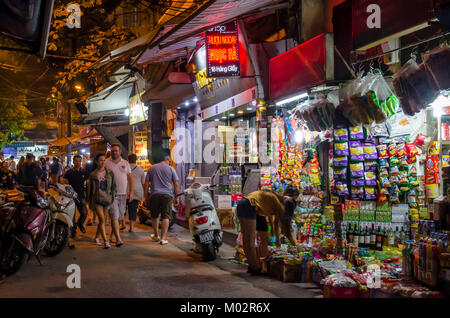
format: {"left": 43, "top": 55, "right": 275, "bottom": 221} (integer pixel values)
{"left": 181, "top": 182, "right": 222, "bottom": 261}
{"left": 44, "top": 183, "right": 77, "bottom": 256}
{"left": 0, "top": 186, "right": 51, "bottom": 276}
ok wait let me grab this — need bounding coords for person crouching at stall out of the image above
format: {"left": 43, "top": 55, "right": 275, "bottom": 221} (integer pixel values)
{"left": 237, "top": 185, "right": 299, "bottom": 275}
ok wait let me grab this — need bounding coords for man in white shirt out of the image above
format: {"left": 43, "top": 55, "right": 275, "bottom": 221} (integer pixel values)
{"left": 127, "top": 153, "right": 145, "bottom": 232}
{"left": 105, "top": 144, "right": 133, "bottom": 247}
{"left": 8, "top": 156, "right": 16, "bottom": 172}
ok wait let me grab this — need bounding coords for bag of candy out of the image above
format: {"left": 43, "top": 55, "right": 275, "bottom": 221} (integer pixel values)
{"left": 336, "top": 181, "right": 349, "bottom": 196}
{"left": 364, "top": 160, "right": 377, "bottom": 172}
{"left": 349, "top": 141, "right": 365, "bottom": 161}
{"left": 334, "top": 167, "right": 347, "bottom": 180}
{"left": 365, "top": 187, "right": 376, "bottom": 200}
{"left": 334, "top": 128, "right": 349, "bottom": 142}
{"left": 351, "top": 187, "right": 364, "bottom": 200}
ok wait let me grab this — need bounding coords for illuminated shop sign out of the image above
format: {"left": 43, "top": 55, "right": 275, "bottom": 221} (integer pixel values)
{"left": 205, "top": 20, "right": 240, "bottom": 78}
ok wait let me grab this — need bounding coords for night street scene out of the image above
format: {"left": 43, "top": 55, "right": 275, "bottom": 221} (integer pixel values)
{"left": 0, "top": 0, "right": 449, "bottom": 310}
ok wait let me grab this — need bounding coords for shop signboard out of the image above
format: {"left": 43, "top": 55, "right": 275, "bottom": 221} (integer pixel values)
{"left": 192, "top": 31, "right": 256, "bottom": 111}
{"left": 129, "top": 91, "right": 147, "bottom": 125}
{"left": 16, "top": 144, "right": 47, "bottom": 158}
{"left": 1, "top": 147, "right": 16, "bottom": 158}
{"left": 205, "top": 20, "right": 240, "bottom": 78}
{"left": 269, "top": 33, "right": 334, "bottom": 101}
{"left": 134, "top": 131, "right": 151, "bottom": 171}
{"left": 351, "top": 0, "right": 433, "bottom": 50}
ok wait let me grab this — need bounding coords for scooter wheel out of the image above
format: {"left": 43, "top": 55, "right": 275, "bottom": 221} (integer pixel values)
{"left": 202, "top": 243, "right": 217, "bottom": 261}
{"left": 44, "top": 220, "right": 69, "bottom": 257}
{"left": 0, "top": 238, "right": 28, "bottom": 276}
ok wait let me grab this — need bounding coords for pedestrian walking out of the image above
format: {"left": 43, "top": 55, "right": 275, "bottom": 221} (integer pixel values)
{"left": 127, "top": 154, "right": 145, "bottom": 232}
{"left": 8, "top": 156, "right": 16, "bottom": 172}
{"left": 50, "top": 157, "right": 63, "bottom": 185}
{"left": 86, "top": 154, "right": 117, "bottom": 249}
{"left": 143, "top": 154, "right": 180, "bottom": 245}
{"left": 17, "top": 156, "right": 25, "bottom": 175}
{"left": 105, "top": 144, "right": 133, "bottom": 245}
{"left": 17, "top": 153, "right": 45, "bottom": 191}
{"left": 236, "top": 186, "right": 299, "bottom": 275}
{"left": 63, "top": 155, "right": 88, "bottom": 238}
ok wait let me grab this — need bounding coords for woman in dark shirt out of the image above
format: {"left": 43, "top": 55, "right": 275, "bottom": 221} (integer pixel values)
{"left": 0, "top": 161, "right": 15, "bottom": 189}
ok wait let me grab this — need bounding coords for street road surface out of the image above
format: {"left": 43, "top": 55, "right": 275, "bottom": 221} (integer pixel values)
{"left": 0, "top": 222, "right": 322, "bottom": 298}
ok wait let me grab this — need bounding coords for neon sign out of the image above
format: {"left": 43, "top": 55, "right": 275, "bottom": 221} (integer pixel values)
{"left": 205, "top": 20, "right": 240, "bottom": 78}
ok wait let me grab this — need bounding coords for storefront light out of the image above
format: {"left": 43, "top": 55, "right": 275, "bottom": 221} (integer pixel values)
{"left": 124, "top": 109, "right": 129, "bottom": 116}
{"left": 237, "top": 110, "right": 244, "bottom": 115}
{"left": 276, "top": 92, "right": 308, "bottom": 106}
{"left": 81, "top": 149, "right": 86, "bottom": 153}
{"left": 185, "top": 101, "right": 190, "bottom": 106}
{"left": 229, "top": 113, "right": 235, "bottom": 117}
{"left": 193, "top": 97, "right": 198, "bottom": 102}
{"left": 431, "top": 94, "right": 450, "bottom": 118}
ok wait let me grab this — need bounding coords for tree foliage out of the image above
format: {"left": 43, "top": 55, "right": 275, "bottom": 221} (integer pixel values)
{"left": 48, "top": 0, "right": 137, "bottom": 99}
{"left": 0, "top": 89, "right": 33, "bottom": 147}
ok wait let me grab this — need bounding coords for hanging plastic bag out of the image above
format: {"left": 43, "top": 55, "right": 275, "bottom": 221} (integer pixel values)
{"left": 423, "top": 46, "right": 450, "bottom": 91}
{"left": 364, "top": 71, "right": 400, "bottom": 122}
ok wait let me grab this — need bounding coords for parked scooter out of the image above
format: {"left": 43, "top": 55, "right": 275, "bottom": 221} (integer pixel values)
{"left": 181, "top": 182, "right": 222, "bottom": 261}
{"left": 44, "top": 183, "right": 77, "bottom": 256}
{"left": 0, "top": 186, "right": 51, "bottom": 276}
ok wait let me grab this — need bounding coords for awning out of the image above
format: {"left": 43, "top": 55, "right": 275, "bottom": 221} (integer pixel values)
{"left": 49, "top": 131, "right": 98, "bottom": 147}
{"left": 86, "top": 82, "right": 134, "bottom": 114}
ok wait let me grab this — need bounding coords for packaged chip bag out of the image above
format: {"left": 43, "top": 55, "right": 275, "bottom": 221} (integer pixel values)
{"left": 365, "top": 171, "right": 377, "bottom": 186}
{"left": 390, "top": 175, "right": 400, "bottom": 186}
{"left": 334, "top": 167, "right": 347, "bottom": 180}
{"left": 390, "top": 157, "right": 400, "bottom": 167}
{"left": 334, "top": 128, "right": 349, "bottom": 141}
{"left": 405, "top": 143, "right": 419, "bottom": 157}
{"left": 378, "top": 158, "right": 389, "bottom": 168}
{"left": 399, "top": 171, "right": 409, "bottom": 184}
{"left": 400, "top": 157, "right": 409, "bottom": 167}
{"left": 388, "top": 143, "right": 399, "bottom": 158}
{"left": 390, "top": 166, "right": 399, "bottom": 176}
{"left": 350, "top": 162, "right": 364, "bottom": 177}
{"left": 397, "top": 143, "right": 406, "bottom": 158}
{"left": 425, "top": 172, "right": 440, "bottom": 184}
{"left": 351, "top": 178, "right": 365, "bottom": 187}
{"left": 364, "top": 160, "right": 377, "bottom": 172}
{"left": 400, "top": 185, "right": 410, "bottom": 193}
{"left": 310, "top": 174, "right": 322, "bottom": 186}
{"left": 427, "top": 141, "right": 440, "bottom": 156}
{"left": 380, "top": 177, "right": 391, "bottom": 188}
{"left": 380, "top": 167, "right": 389, "bottom": 177}
{"left": 409, "top": 166, "right": 417, "bottom": 176}
{"left": 351, "top": 186, "right": 364, "bottom": 200}
{"left": 378, "top": 194, "right": 389, "bottom": 203}
{"left": 363, "top": 143, "right": 378, "bottom": 160}
{"left": 425, "top": 156, "right": 439, "bottom": 173}
{"left": 334, "top": 142, "right": 350, "bottom": 156}
{"left": 414, "top": 133, "right": 431, "bottom": 150}
{"left": 336, "top": 181, "right": 349, "bottom": 196}
{"left": 408, "top": 156, "right": 417, "bottom": 164}
{"left": 365, "top": 187, "right": 376, "bottom": 200}
{"left": 349, "top": 140, "right": 365, "bottom": 161}
{"left": 349, "top": 126, "right": 364, "bottom": 140}
{"left": 377, "top": 144, "right": 389, "bottom": 158}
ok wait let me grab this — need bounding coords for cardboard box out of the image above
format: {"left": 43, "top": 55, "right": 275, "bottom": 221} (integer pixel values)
{"left": 216, "top": 209, "right": 235, "bottom": 228}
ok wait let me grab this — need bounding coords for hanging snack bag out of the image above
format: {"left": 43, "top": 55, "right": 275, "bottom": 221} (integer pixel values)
{"left": 410, "top": 166, "right": 417, "bottom": 176}
{"left": 400, "top": 157, "right": 409, "bottom": 168}
{"left": 390, "top": 157, "right": 400, "bottom": 167}
{"left": 363, "top": 142, "right": 378, "bottom": 160}
{"left": 388, "top": 143, "right": 399, "bottom": 158}
{"left": 390, "top": 166, "right": 400, "bottom": 176}
{"left": 423, "top": 46, "right": 450, "bottom": 90}
{"left": 365, "top": 171, "right": 377, "bottom": 186}
{"left": 336, "top": 182, "right": 349, "bottom": 196}
{"left": 350, "top": 162, "right": 364, "bottom": 177}
{"left": 334, "top": 142, "right": 349, "bottom": 156}
{"left": 427, "top": 141, "right": 440, "bottom": 156}
{"left": 397, "top": 143, "right": 406, "bottom": 158}
{"left": 390, "top": 174, "right": 400, "bottom": 186}
{"left": 378, "top": 158, "right": 389, "bottom": 168}
{"left": 405, "top": 143, "right": 419, "bottom": 157}
{"left": 377, "top": 144, "right": 389, "bottom": 158}
{"left": 351, "top": 187, "right": 364, "bottom": 200}
{"left": 414, "top": 133, "right": 431, "bottom": 150}
{"left": 364, "top": 160, "right": 377, "bottom": 172}
{"left": 351, "top": 178, "right": 365, "bottom": 187}
{"left": 390, "top": 186, "right": 400, "bottom": 204}
{"left": 399, "top": 171, "right": 409, "bottom": 185}
{"left": 310, "top": 174, "right": 322, "bottom": 186}
{"left": 380, "top": 167, "right": 389, "bottom": 177}
{"left": 334, "top": 167, "right": 347, "bottom": 180}
{"left": 408, "top": 155, "right": 417, "bottom": 164}
{"left": 425, "top": 156, "right": 439, "bottom": 173}
{"left": 349, "top": 141, "right": 365, "bottom": 161}
{"left": 349, "top": 126, "right": 364, "bottom": 140}
{"left": 425, "top": 172, "right": 440, "bottom": 185}
{"left": 365, "top": 187, "right": 376, "bottom": 200}
{"left": 380, "top": 176, "right": 391, "bottom": 188}
{"left": 334, "top": 128, "right": 349, "bottom": 142}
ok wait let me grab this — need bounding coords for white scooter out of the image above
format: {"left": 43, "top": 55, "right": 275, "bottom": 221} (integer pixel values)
{"left": 182, "top": 182, "right": 223, "bottom": 261}
{"left": 43, "top": 183, "right": 77, "bottom": 256}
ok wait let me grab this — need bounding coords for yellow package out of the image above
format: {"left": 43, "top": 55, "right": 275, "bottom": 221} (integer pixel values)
{"left": 363, "top": 146, "right": 376, "bottom": 154}
{"left": 310, "top": 174, "right": 321, "bottom": 186}
{"left": 350, "top": 163, "right": 363, "bottom": 172}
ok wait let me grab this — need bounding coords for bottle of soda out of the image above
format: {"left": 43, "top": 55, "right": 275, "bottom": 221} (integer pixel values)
{"left": 370, "top": 224, "right": 376, "bottom": 250}
{"left": 364, "top": 225, "right": 370, "bottom": 249}
{"left": 376, "top": 226, "right": 383, "bottom": 251}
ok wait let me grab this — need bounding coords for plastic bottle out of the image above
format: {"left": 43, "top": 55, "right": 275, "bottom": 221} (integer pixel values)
{"left": 430, "top": 239, "right": 439, "bottom": 287}
{"left": 388, "top": 227, "right": 395, "bottom": 247}
{"left": 418, "top": 238, "right": 424, "bottom": 282}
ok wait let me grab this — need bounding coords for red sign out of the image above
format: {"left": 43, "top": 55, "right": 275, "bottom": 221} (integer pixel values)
{"left": 206, "top": 21, "right": 240, "bottom": 78}
{"left": 269, "top": 33, "right": 329, "bottom": 101}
